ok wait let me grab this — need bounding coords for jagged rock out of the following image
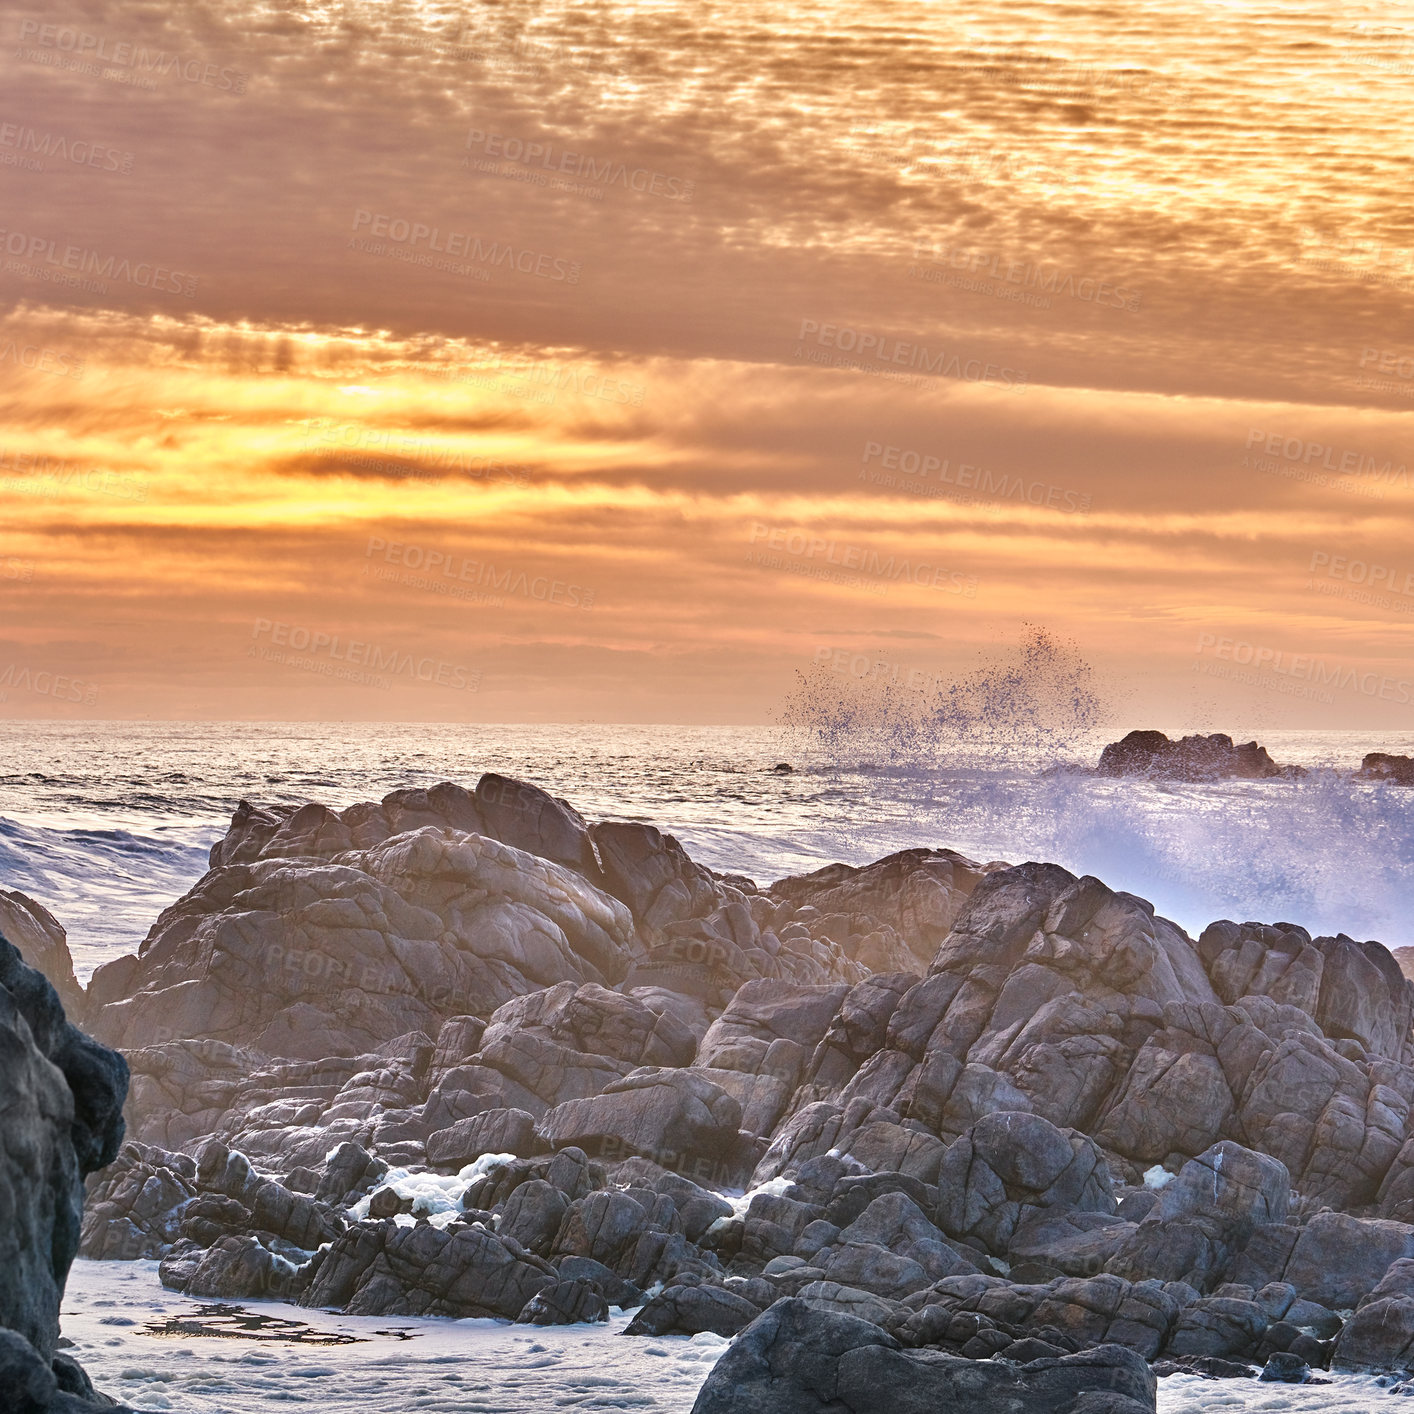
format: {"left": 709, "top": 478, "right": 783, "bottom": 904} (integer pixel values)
{"left": 88, "top": 822, "right": 641, "bottom": 1059}
{"left": 298, "top": 1219, "right": 556, "bottom": 1317}
{"left": 1097, "top": 731, "right": 1296, "bottom": 782}
{"left": 553, "top": 1254, "right": 643, "bottom": 1307}
{"left": 497, "top": 1179, "right": 570, "bottom": 1256}
{"left": 0, "top": 934, "right": 130, "bottom": 1409}
{"left": 80, "top": 1142, "right": 197, "bottom": 1259}
{"left": 794, "top": 1281, "right": 900, "bottom": 1328}
{"left": 1259, "top": 1351, "right": 1313, "bottom": 1382}
{"left": 1358, "top": 753, "right": 1414, "bottom": 786}
{"left": 767, "top": 850, "right": 996, "bottom": 973}
{"left": 459, "top": 1147, "right": 602, "bottom": 1212}
{"left": 315, "top": 1141, "right": 388, "bottom": 1206}
{"left": 539, "top": 1068, "right": 743, "bottom": 1176}
{"left": 1332, "top": 1258, "right": 1414, "bottom": 1371}
{"left": 935, "top": 1112, "right": 1116, "bottom": 1253}
{"left": 427, "top": 1108, "right": 538, "bottom": 1167}
{"left": 1165, "top": 1296, "right": 1268, "bottom": 1358}
{"left": 552, "top": 1189, "right": 652, "bottom": 1268}
{"left": 1106, "top": 1143, "right": 1289, "bottom": 1290}
{"left": 474, "top": 774, "right": 600, "bottom": 878}
{"left": 192, "top": 1141, "right": 346, "bottom": 1250}
{"left": 1282, "top": 1211, "right": 1414, "bottom": 1310}
{"left": 0, "top": 890, "right": 85, "bottom": 1022}
{"left": 688, "top": 1297, "right": 1156, "bottom": 1413}
{"left": 159, "top": 1232, "right": 300, "bottom": 1300}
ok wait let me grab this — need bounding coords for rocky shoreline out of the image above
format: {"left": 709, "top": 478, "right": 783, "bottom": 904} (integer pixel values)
{"left": 9, "top": 770, "right": 1414, "bottom": 1410}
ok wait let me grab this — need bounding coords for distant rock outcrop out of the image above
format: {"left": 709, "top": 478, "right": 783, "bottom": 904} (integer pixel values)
{"left": 1359, "top": 752, "right": 1414, "bottom": 786}
{"left": 1097, "top": 731, "right": 1302, "bottom": 782}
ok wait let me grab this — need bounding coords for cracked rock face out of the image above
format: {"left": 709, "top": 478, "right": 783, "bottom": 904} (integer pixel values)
{"left": 688, "top": 1297, "right": 1157, "bottom": 1414}
{"left": 0, "top": 932, "right": 131, "bottom": 1411}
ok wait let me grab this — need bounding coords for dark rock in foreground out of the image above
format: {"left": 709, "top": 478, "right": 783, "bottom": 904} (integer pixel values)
{"left": 1097, "top": 731, "right": 1301, "bottom": 782}
{"left": 689, "top": 1297, "right": 1156, "bottom": 1413}
{"left": 0, "top": 932, "right": 134, "bottom": 1412}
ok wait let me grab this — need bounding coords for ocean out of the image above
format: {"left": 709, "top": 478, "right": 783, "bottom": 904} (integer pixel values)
{"left": 3, "top": 720, "right": 1413, "bottom": 981}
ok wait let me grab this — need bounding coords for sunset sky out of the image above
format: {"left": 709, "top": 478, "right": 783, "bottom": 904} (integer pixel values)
{"left": 2, "top": 0, "right": 1412, "bottom": 724}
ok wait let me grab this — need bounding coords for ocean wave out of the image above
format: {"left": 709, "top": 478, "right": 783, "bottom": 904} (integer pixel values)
{"left": 0, "top": 815, "right": 216, "bottom": 980}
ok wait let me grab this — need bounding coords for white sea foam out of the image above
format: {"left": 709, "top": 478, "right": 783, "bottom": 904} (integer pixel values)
{"left": 61, "top": 1260, "right": 1399, "bottom": 1413}
{"left": 346, "top": 1153, "right": 517, "bottom": 1228}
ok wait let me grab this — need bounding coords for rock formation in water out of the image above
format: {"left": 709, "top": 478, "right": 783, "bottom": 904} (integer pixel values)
{"left": 60, "top": 772, "right": 1414, "bottom": 1401}
{"left": 0, "top": 933, "right": 133, "bottom": 1412}
{"left": 1359, "top": 752, "right": 1414, "bottom": 786}
{"left": 1096, "top": 731, "right": 1303, "bottom": 782}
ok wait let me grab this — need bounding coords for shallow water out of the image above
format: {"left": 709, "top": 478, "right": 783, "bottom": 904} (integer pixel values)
{"left": 61, "top": 1260, "right": 1398, "bottom": 1414}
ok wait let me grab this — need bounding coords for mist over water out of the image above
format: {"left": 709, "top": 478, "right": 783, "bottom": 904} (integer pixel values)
{"left": 778, "top": 628, "right": 1414, "bottom": 949}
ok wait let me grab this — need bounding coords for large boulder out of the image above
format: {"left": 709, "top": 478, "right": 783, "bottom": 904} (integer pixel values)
{"left": 689, "top": 1297, "right": 1156, "bottom": 1413}
{"left": 298, "top": 1219, "right": 556, "bottom": 1318}
{"left": 935, "top": 1112, "right": 1116, "bottom": 1253}
{"left": 539, "top": 1068, "right": 744, "bottom": 1178}
{"left": 1106, "top": 1142, "right": 1289, "bottom": 1290}
{"left": 1334, "top": 1259, "right": 1414, "bottom": 1372}
{"left": 87, "top": 824, "right": 641, "bottom": 1059}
